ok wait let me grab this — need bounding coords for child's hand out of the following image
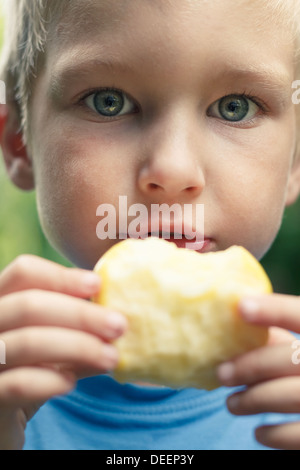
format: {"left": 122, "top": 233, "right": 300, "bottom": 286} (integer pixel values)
{"left": 0, "top": 255, "right": 127, "bottom": 450}
{"left": 217, "top": 294, "right": 300, "bottom": 450}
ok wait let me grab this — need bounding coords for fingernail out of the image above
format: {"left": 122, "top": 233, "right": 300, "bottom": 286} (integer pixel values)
{"left": 106, "top": 312, "right": 128, "bottom": 337}
{"left": 239, "top": 298, "right": 260, "bottom": 320}
{"left": 217, "top": 361, "right": 235, "bottom": 385}
{"left": 227, "top": 394, "right": 240, "bottom": 411}
{"left": 102, "top": 344, "right": 119, "bottom": 369}
{"left": 81, "top": 272, "right": 101, "bottom": 290}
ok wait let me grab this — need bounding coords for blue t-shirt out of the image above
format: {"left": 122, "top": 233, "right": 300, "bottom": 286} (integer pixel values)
{"left": 23, "top": 375, "right": 299, "bottom": 450}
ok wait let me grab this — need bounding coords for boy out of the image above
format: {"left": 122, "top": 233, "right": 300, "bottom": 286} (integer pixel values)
{"left": 1, "top": 0, "right": 300, "bottom": 450}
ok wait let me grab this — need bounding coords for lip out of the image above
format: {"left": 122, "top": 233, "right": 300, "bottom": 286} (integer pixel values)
{"left": 162, "top": 235, "right": 212, "bottom": 253}
{"left": 122, "top": 232, "right": 212, "bottom": 253}
{"left": 122, "top": 219, "right": 210, "bottom": 253}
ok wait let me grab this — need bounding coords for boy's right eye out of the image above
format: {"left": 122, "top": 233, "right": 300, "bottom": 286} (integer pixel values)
{"left": 84, "top": 88, "right": 137, "bottom": 118}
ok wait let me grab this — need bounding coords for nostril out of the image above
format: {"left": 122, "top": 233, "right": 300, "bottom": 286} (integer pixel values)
{"left": 186, "top": 186, "right": 198, "bottom": 193}
{"left": 149, "top": 183, "right": 160, "bottom": 190}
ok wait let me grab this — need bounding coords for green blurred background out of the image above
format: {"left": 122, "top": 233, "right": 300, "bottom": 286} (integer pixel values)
{"left": 0, "top": 8, "right": 73, "bottom": 271}
{"left": 0, "top": 12, "right": 300, "bottom": 294}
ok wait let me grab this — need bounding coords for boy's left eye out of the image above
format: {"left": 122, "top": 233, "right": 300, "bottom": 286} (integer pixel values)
{"left": 84, "top": 89, "right": 136, "bottom": 117}
{"left": 208, "top": 95, "right": 260, "bottom": 122}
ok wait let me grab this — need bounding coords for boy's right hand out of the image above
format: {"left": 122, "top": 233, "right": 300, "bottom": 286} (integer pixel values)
{"left": 0, "top": 255, "right": 127, "bottom": 450}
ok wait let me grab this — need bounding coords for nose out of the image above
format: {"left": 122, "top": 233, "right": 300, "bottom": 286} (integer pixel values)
{"left": 138, "top": 111, "right": 205, "bottom": 202}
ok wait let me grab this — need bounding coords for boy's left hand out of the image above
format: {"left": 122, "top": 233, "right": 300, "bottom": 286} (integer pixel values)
{"left": 217, "top": 294, "right": 300, "bottom": 450}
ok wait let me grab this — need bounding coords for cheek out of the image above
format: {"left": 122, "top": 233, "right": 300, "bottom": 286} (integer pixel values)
{"left": 209, "top": 117, "right": 295, "bottom": 258}
{"left": 33, "top": 137, "right": 132, "bottom": 268}
{"left": 220, "top": 151, "right": 293, "bottom": 258}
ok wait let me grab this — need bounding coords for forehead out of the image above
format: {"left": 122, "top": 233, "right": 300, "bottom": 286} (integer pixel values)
{"left": 51, "top": 0, "right": 293, "bottom": 42}
{"left": 46, "top": 0, "right": 295, "bottom": 87}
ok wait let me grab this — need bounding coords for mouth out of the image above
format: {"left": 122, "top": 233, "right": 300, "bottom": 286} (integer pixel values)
{"left": 142, "top": 233, "right": 212, "bottom": 253}
{"left": 118, "top": 217, "right": 210, "bottom": 253}
{"left": 123, "top": 229, "right": 211, "bottom": 253}
{"left": 158, "top": 234, "right": 211, "bottom": 252}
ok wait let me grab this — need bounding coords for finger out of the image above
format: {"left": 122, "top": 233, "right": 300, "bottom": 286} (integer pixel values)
{"left": 0, "top": 289, "right": 127, "bottom": 341}
{"left": 0, "top": 367, "right": 75, "bottom": 406}
{"left": 217, "top": 342, "right": 300, "bottom": 387}
{"left": 267, "top": 327, "right": 296, "bottom": 346}
{"left": 255, "top": 422, "right": 300, "bottom": 450}
{"left": 227, "top": 377, "right": 300, "bottom": 415}
{"left": 239, "top": 294, "right": 300, "bottom": 334}
{"left": 0, "top": 255, "right": 100, "bottom": 298}
{"left": 0, "top": 326, "right": 119, "bottom": 373}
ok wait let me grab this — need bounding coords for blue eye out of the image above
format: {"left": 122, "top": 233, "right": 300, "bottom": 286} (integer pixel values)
{"left": 208, "top": 95, "right": 260, "bottom": 122}
{"left": 219, "top": 95, "right": 249, "bottom": 121}
{"left": 85, "top": 89, "right": 135, "bottom": 117}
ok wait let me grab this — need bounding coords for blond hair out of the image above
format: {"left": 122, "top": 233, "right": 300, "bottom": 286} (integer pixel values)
{"left": 0, "top": 0, "right": 65, "bottom": 141}
{"left": 1, "top": 0, "right": 300, "bottom": 144}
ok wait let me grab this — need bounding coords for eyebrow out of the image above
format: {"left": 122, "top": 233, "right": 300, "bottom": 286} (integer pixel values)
{"left": 219, "top": 62, "right": 291, "bottom": 87}
{"left": 203, "top": 61, "right": 293, "bottom": 115}
{"left": 49, "top": 55, "right": 292, "bottom": 104}
{"left": 49, "top": 56, "right": 132, "bottom": 100}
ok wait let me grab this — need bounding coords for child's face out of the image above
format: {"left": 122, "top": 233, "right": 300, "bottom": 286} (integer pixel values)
{"left": 26, "top": 0, "right": 298, "bottom": 268}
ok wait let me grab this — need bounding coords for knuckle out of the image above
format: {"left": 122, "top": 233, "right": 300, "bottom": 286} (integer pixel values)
{"left": 6, "top": 377, "right": 29, "bottom": 401}
{"left": 11, "top": 255, "right": 37, "bottom": 278}
{"left": 2, "top": 256, "right": 38, "bottom": 290}
{"left": 0, "top": 255, "right": 40, "bottom": 298}
{"left": 16, "top": 328, "right": 37, "bottom": 357}
{"left": 17, "top": 290, "right": 43, "bottom": 321}
{"left": 76, "top": 302, "right": 96, "bottom": 331}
